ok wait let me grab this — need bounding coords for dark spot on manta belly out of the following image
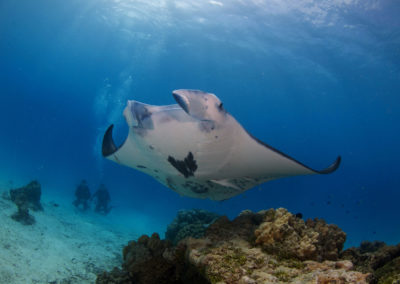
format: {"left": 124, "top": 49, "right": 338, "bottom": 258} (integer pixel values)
{"left": 137, "top": 165, "right": 147, "bottom": 169}
{"left": 167, "top": 152, "right": 198, "bottom": 178}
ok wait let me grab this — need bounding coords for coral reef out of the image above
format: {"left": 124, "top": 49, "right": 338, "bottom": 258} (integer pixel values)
{"left": 374, "top": 256, "right": 400, "bottom": 283}
{"left": 183, "top": 237, "right": 368, "bottom": 283}
{"left": 205, "top": 210, "right": 265, "bottom": 243}
{"left": 254, "top": 208, "right": 346, "bottom": 261}
{"left": 97, "top": 208, "right": 370, "bottom": 283}
{"left": 122, "top": 233, "right": 175, "bottom": 283}
{"left": 96, "top": 233, "right": 206, "bottom": 284}
{"left": 165, "top": 209, "right": 220, "bottom": 245}
{"left": 341, "top": 241, "right": 400, "bottom": 283}
{"left": 9, "top": 180, "right": 43, "bottom": 225}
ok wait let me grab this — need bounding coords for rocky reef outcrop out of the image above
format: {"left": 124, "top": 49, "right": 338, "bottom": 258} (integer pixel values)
{"left": 341, "top": 241, "right": 400, "bottom": 283}
{"left": 165, "top": 209, "right": 220, "bottom": 245}
{"left": 9, "top": 180, "right": 43, "bottom": 225}
{"left": 254, "top": 208, "right": 346, "bottom": 261}
{"left": 97, "top": 208, "right": 373, "bottom": 283}
{"left": 96, "top": 232, "right": 205, "bottom": 284}
{"left": 374, "top": 255, "right": 400, "bottom": 283}
{"left": 183, "top": 237, "right": 367, "bottom": 283}
{"left": 10, "top": 180, "right": 43, "bottom": 211}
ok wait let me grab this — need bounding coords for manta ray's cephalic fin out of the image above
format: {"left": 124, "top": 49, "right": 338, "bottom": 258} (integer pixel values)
{"left": 102, "top": 124, "right": 119, "bottom": 157}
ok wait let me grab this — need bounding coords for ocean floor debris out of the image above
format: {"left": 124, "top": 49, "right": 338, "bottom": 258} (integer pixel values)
{"left": 96, "top": 208, "right": 387, "bottom": 284}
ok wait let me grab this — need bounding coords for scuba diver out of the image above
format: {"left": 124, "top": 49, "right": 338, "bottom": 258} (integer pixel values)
{"left": 73, "top": 180, "right": 91, "bottom": 211}
{"left": 91, "top": 183, "right": 112, "bottom": 214}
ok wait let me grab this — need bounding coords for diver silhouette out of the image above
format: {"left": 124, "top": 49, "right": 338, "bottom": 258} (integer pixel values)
{"left": 73, "top": 180, "right": 91, "bottom": 211}
{"left": 91, "top": 183, "right": 112, "bottom": 215}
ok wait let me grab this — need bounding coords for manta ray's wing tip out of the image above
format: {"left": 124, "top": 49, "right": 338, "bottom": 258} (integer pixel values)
{"left": 317, "top": 155, "right": 341, "bottom": 174}
{"left": 102, "top": 124, "right": 118, "bottom": 157}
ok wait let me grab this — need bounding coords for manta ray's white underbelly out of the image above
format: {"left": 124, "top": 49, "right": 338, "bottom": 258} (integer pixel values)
{"left": 112, "top": 114, "right": 250, "bottom": 199}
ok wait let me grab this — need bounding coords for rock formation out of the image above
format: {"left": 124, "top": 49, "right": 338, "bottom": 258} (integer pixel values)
{"left": 9, "top": 180, "right": 43, "bottom": 225}
{"left": 254, "top": 208, "right": 346, "bottom": 261}
{"left": 341, "top": 241, "right": 400, "bottom": 283}
{"left": 10, "top": 180, "right": 43, "bottom": 211}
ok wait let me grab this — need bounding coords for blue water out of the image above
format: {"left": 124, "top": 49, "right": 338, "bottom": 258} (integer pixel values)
{"left": 1, "top": 0, "right": 399, "bottom": 248}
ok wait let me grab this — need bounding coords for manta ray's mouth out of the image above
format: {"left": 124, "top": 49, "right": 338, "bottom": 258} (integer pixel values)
{"left": 125, "top": 100, "right": 154, "bottom": 129}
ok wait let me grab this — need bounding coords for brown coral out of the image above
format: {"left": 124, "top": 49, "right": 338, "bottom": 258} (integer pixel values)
{"left": 122, "top": 233, "right": 177, "bottom": 284}
{"left": 205, "top": 210, "right": 264, "bottom": 243}
{"left": 98, "top": 233, "right": 207, "bottom": 284}
{"left": 254, "top": 208, "right": 346, "bottom": 261}
{"left": 182, "top": 238, "right": 369, "bottom": 284}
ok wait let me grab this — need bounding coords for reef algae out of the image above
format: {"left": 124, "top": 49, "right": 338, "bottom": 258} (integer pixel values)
{"left": 96, "top": 208, "right": 370, "bottom": 283}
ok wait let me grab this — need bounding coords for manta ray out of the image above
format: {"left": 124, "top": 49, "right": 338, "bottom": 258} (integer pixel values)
{"left": 102, "top": 89, "right": 341, "bottom": 200}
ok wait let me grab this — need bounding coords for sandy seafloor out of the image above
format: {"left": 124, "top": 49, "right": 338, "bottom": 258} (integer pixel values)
{"left": 0, "top": 179, "right": 165, "bottom": 284}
